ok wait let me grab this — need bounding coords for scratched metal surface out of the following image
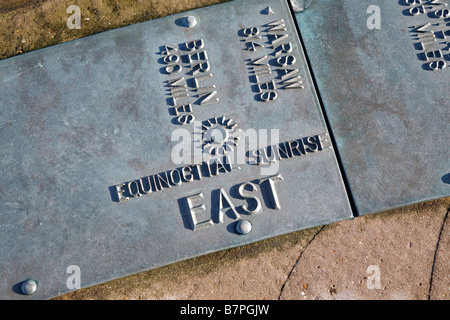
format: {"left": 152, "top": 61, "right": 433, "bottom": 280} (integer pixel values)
{"left": 0, "top": 0, "right": 352, "bottom": 299}
{"left": 295, "top": 0, "right": 450, "bottom": 216}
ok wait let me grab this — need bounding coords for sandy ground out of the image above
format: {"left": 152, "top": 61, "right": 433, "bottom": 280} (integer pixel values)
{"left": 1, "top": 0, "right": 449, "bottom": 300}
{"left": 0, "top": 0, "right": 230, "bottom": 60}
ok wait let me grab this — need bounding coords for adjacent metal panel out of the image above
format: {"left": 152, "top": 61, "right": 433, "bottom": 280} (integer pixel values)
{"left": 0, "top": 0, "right": 352, "bottom": 299}
{"left": 295, "top": 0, "right": 450, "bottom": 215}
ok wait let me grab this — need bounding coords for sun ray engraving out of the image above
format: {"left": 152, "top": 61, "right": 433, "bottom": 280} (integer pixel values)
{"left": 201, "top": 116, "right": 241, "bottom": 156}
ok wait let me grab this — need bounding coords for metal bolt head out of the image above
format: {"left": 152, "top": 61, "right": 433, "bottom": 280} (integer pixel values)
{"left": 236, "top": 220, "right": 252, "bottom": 235}
{"left": 21, "top": 279, "right": 38, "bottom": 295}
{"left": 185, "top": 15, "right": 197, "bottom": 28}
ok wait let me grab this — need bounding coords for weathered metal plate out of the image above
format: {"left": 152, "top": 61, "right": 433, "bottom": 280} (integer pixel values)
{"left": 295, "top": 0, "right": 450, "bottom": 216}
{"left": 0, "top": 0, "right": 352, "bottom": 299}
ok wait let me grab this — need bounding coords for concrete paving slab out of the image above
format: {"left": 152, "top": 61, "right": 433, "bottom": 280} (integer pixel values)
{"left": 279, "top": 199, "right": 450, "bottom": 300}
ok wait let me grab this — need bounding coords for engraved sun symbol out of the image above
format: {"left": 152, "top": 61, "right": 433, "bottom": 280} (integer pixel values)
{"left": 201, "top": 116, "right": 241, "bottom": 156}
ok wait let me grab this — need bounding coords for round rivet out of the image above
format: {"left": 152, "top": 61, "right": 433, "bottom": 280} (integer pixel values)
{"left": 21, "top": 279, "right": 38, "bottom": 295}
{"left": 185, "top": 15, "right": 197, "bottom": 28}
{"left": 236, "top": 220, "right": 252, "bottom": 235}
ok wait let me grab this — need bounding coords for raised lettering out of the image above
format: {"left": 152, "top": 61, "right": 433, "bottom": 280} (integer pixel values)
{"left": 186, "top": 192, "right": 213, "bottom": 231}
{"left": 238, "top": 182, "right": 262, "bottom": 216}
